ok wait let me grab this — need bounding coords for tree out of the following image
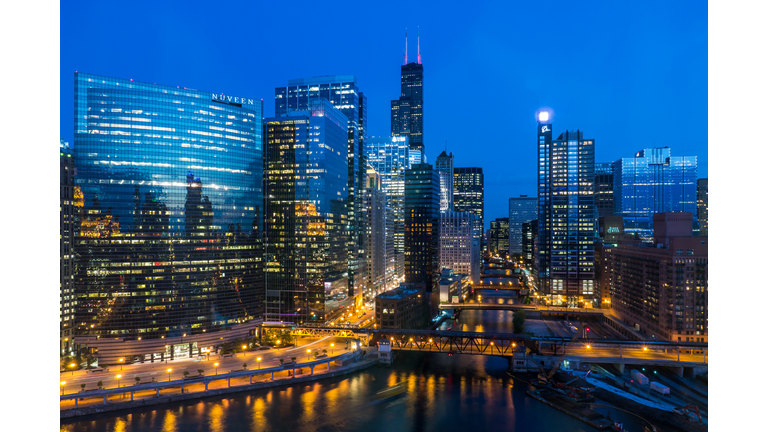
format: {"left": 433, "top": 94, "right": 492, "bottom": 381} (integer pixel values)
{"left": 183, "top": 371, "right": 189, "bottom": 378}
{"left": 135, "top": 377, "right": 141, "bottom": 385}
{"left": 279, "top": 359, "right": 284, "bottom": 366}
{"left": 85, "top": 354, "right": 96, "bottom": 370}
{"left": 97, "top": 380, "right": 103, "bottom": 390}
{"left": 314, "top": 351, "right": 319, "bottom": 358}
{"left": 80, "top": 384, "right": 86, "bottom": 392}
{"left": 243, "top": 362, "right": 247, "bottom": 370}
{"left": 513, "top": 310, "right": 526, "bottom": 334}
{"left": 60, "top": 355, "right": 74, "bottom": 371}
{"left": 322, "top": 349, "right": 327, "bottom": 356}
{"left": 197, "top": 369, "right": 204, "bottom": 376}
{"left": 291, "top": 357, "right": 296, "bottom": 363}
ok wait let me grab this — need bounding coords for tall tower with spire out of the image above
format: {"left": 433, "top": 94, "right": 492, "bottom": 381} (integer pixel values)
{"left": 392, "top": 30, "right": 424, "bottom": 155}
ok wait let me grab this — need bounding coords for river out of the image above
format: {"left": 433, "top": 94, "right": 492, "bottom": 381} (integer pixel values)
{"left": 60, "top": 293, "right": 659, "bottom": 432}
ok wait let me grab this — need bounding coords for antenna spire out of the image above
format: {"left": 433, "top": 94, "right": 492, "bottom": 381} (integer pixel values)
{"left": 404, "top": 30, "right": 408, "bottom": 65}
{"left": 417, "top": 26, "right": 421, "bottom": 64}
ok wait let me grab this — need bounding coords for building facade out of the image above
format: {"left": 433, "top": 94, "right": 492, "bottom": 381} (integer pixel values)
{"left": 363, "top": 168, "right": 387, "bottom": 301}
{"left": 594, "top": 162, "right": 615, "bottom": 219}
{"left": 453, "top": 167, "right": 484, "bottom": 246}
{"left": 60, "top": 139, "right": 76, "bottom": 355}
{"left": 508, "top": 195, "right": 537, "bottom": 255}
{"left": 535, "top": 110, "right": 596, "bottom": 305}
{"left": 275, "top": 76, "right": 366, "bottom": 304}
{"left": 521, "top": 220, "right": 538, "bottom": 270}
{"left": 375, "top": 284, "right": 426, "bottom": 329}
{"left": 391, "top": 57, "right": 424, "bottom": 153}
{"left": 597, "top": 213, "right": 707, "bottom": 342}
{"left": 264, "top": 99, "right": 349, "bottom": 324}
{"left": 489, "top": 218, "right": 510, "bottom": 257}
{"left": 73, "top": 73, "right": 263, "bottom": 362}
{"left": 697, "top": 178, "right": 708, "bottom": 236}
{"left": 435, "top": 151, "right": 454, "bottom": 212}
{"left": 439, "top": 211, "right": 482, "bottom": 284}
{"left": 614, "top": 147, "right": 697, "bottom": 241}
{"left": 404, "top": 163, "right": 440, "bottom": 297}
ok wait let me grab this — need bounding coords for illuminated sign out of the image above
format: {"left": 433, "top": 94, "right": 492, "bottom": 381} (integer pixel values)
{"left": 541, "top": 125, "right": 550, "bottom": 133}
{"left": 212, "top": 93, "right": 254, "bottom": 105}
{"left": 607, "top": 227, "right": 620, "bottom": 233}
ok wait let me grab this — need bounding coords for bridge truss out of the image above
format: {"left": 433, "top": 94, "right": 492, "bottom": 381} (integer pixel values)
{"left": 290, "top": 327, "right": 361, "bottom": 338}
{"left": 379, "top": 330, "right": 526, "bottom": 356}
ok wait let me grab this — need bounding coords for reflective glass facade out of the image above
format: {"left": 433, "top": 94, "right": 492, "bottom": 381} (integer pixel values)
{"left": 404, "top": 163, "right": 440, "bottom": 293}
{"left": 594, "top": 162, "right": 615, "bottom": 219}
{"left": 264, "top": 99, "right": 349, "bottom": 324}
{"left": 275, "top": 76, "right": 365, "bottom": 302}
{"left": 489, "top": 218, "right": 510, "bottom": 257}
{"left": 697, "top": 178, "right": 708, "bottom": 236}
{"left": 73, "top": 73, "right": 264, "bottom": 341}
{"left": 453, "top": 167, "right": 484, "bottom": 245}
{"left": 613, "top": 148, "right": 698, "bottom": 241}
{"left": 61, "top": 139, "right": 76, "bottom": 354}
{"left": 435, "top": 151, "right": 454, "bottom": 212}
{"left": 508, "top": 196, "right": 537, "bottom": 255}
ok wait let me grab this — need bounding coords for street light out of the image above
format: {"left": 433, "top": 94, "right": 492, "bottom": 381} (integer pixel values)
{"left": 70, "top": 363, "right": 76, "bottom": 376}
{"left": 330, "top": 343, "right": 334, "bottom": 355}
{"left": 243, "top": 345, "right": 247, "bottom": 357}
{"left": 257, "top": 357, "right": 262, "bottom": 369}
{"left": 307, "top": 349, "right": 311, "bottom": 360}
{"left": 60, "top": 381, "right": 66, "bottom": 395}
{"left": 119, "top": 358, "right": 124, "bottom": 370}
{"left": 214, "top": 363, "right": 219, "bottom": 375}
{"left": 116, "top": 374, "right": 121, "bottom": 388}
{"left": 167, "top": 368, "right": 172, "bottom": 381}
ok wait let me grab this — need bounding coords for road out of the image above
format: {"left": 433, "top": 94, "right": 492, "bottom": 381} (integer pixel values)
{"left": 59, "top": 336, "right": 353, "bottom": 395}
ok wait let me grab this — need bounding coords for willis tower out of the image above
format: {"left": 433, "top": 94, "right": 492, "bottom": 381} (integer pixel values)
{"left": 391, "top": 31, "right": 424, "bottom": 156}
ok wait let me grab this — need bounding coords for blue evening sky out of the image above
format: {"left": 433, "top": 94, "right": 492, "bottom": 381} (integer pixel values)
{"left": 60, "top": 0, "right": 707, "bottom": 227}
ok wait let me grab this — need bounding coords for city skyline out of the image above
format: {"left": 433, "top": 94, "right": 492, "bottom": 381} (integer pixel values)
{"left": 60, "top": 1, "right": 707, "bottom": 228}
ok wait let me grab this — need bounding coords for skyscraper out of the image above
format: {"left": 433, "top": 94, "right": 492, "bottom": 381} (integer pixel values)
{"left": 391, "top": 34, "right": 424, "bottom": 153}
{"left": 264, "top": 99, "right": 349, "bottom": 324}
{"left": 440, "top": 212, "right": 481, "bottom": 283}
{"left": 594, "top": 162, "right": 615, "bottom": 219}
{"left": 60, "top": 139, "right": 75, "bottom": 355}
{"left": 365, "top": 136, "right": 412, "bottom": 257}
{"left": 508, "top": 195, "right": 537, "bottom": 255}
{"left": 73, "top": 73, "right": 263, "bottom": 363}
{"left": 363, "top": 168, "right": 386, "bottom": 301}
{"left": 535, "top": 109, "right": 596, "bottom": 305}
{"left": 435, "top": 151, "right": 454, "bottom": 212}
{"left": 522, "top": 220, "right": 538, "bottom": 270}
{"left": 453, "top": 167, "right": 484, "bottom": 245}
{"left": 404, "top": 163, "right": 440, "bottom": 296}
{"left": 489, "top": 218, "right": 510, "bottom": 257}
{"left": 276, "top": 75, "right": 366, "bottom": 305}
{"left": 614, "top": 147, "right": 697, "bottom": 241}
{"left": 697, "top": 178, "right": 708, "bottom": 236}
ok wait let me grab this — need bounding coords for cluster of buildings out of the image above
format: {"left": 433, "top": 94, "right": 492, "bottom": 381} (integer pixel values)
{"left": 485, "top": 110, "right": 708, "bottom": 344}
{"left": 60, "top": 39, "right": 486, "bottom": 362}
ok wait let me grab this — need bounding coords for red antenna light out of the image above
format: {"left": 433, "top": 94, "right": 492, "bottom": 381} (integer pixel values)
{"left": 417, "top": 26, "right": 421, "bottom": 64}
{"left": 404, "top": 29, "right": 408, "bottom": 65}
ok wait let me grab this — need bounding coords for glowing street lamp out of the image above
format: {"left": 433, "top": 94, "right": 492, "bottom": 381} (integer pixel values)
{"left": 70, "top": 363, "right": 76, "bottom": 376}
{"left": 306, "top": 349, "right": 311, "bottom": 360}
{"left": 167, "top": 368, "right": 172, "bottom": 381}
{"left": 330, "top": 343, "right": 335, "bottom": 355}
{"left": 60, "top": 381, "right": 66, "bottom": 395}
{"left": 257, "top": 357, "right": 262, "bottom": 369}
{"left": 243, "top": 345, "right": 247, "bottom": 356}
{"left": 119, "top": 358, "right": 124, "bottom": 370}
{"left": 214, "top": 363, "right": 219, "bottom": 375}
{"left": 116, "top": 374, "right": 121, "bottom": 388}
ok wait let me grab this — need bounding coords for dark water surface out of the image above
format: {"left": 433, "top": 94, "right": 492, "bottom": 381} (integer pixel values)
{"left": 61, "top": 294, "right": 653, "bottom": 432}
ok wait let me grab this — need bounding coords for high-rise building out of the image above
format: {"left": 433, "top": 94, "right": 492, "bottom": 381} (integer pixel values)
{"left": 365, "top": 136, "right": 412, "bottom": 256}
{"left": 391, "top": 34, "right": 424, "bottom": 153}
{"left": 489, "top": 218, "right": 510, "bottom": 257}
{"left": 435, "top": 151, "right": 454, "bottom": 212}
{"left": 363, "top": 168, "right": 386, "bottom": 301}
{"left": 264, "top": 99, "right": 349, "bottom": 324}
{"left": 697, "top": 178, "right": 708, "bottom": 236}
{"left": 384, "top": 204, "right": 401, "bottom": 291}
{"left": 594, "top": 162, "right": 615, "bottom": 219}
{"left": 276, "top": 75, "right": 366, "bottom": 305}
{"left": 614, "top": 147, "right": 697, "bottom": 241}
{"left": 73, "top": 73, "right": 263, "bottom": 363}
{"left": 535, "top": 109, "right": 596, "bottom": 305}
{"left": 404, "top": 163, "right": 440, "bottom": 298}
{"left": 597, "top": 213, "right": 707, "bottom": 342}
{"left": 60, "top": 139, "right": 76, "bottom": 355}
{"left": 522, "top": 220, "right": 538, "bottom": 270}
{"left": 508, "top": 195, "right": 537, "bottom": 255}
{"left": 453, "top": 167, "right": 484, "bottom": 245}
{"left": 439, "top": 212, "right": 482, "bottom": 284}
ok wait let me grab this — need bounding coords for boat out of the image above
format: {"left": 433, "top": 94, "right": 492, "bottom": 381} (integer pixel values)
{"left": 372, "top": 382, "right": 407, "bottom": 402}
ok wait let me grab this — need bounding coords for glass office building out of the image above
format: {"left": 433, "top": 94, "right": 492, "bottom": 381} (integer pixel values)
{"left": 613, "top": 148, "right": 697, "bottom": 241}
{"left": 489, "top": 218, "right": 510, "bottom": 257}
{"left": 535, "top": 110, "right": 596, "bottom": 304}
{"left": 594, "top": 162, "right": 615, "bottom": 219}
{"left": 453, "top": 167, "right": 484, "bottom": 245}
{"left": 61, "top": 139, "right": 76, "bottom": 355}
{"left": 275, "top": 76, "right": 366, "bottom": 303}
{"left": 404, "top": 163, "right": 440, "bottom": 293}
{"left": 435, "top": 151, "right": 454, "bottom": 212}
{"left": 73, "top": 73, "right": 264, "bottom": 346}
{"left": 392, "top": 62, "right": 424, "bottom": 153}
{"left": 263, "top": 99, "right": 349, "bottom": 324}
{"left": 508, "top": 195, "right": 537, "bottom": 255}
{"left": 697, "top": 178, "right": 708, "bottom": 236}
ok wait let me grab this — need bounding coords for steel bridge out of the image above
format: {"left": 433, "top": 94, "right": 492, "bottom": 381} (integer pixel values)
{"left": 289, "top": 327, "right": 362, "bottom": 339}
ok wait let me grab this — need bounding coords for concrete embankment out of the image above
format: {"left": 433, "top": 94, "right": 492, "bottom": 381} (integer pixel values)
{"left": 61, "top": 356, "right": 378, "bottom": 419}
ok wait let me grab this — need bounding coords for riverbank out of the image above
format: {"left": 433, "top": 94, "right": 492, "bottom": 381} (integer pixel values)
{"left": 61, "top": 353, "right": 379, "bottom": 419}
